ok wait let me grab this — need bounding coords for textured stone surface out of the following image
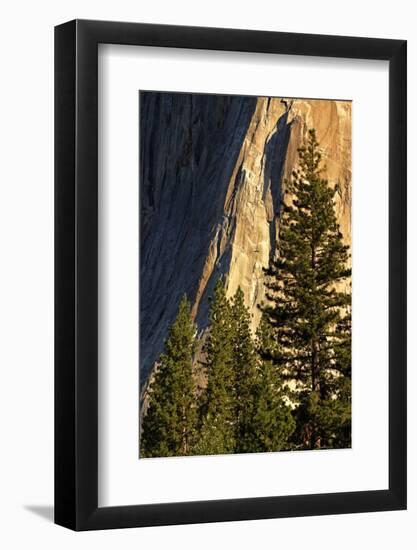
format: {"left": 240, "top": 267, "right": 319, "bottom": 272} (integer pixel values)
{"left": 140, "top": 92, "right": 351, "bottom": 388}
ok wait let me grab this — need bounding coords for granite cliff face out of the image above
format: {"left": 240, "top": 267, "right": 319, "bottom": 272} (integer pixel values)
{"left": 140, "top": 92, "right": 351, "bottom": 387}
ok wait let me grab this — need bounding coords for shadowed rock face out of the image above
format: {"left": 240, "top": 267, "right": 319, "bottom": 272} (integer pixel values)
{"left": 140, "top": 92, "right": 351, "bottom": 387}
{"left": 140, "top": 92, "right": 257, "bottom": 385}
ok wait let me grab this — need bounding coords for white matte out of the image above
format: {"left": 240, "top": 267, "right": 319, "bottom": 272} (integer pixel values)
{"left": 98, "top": 44, "right": 389, "bottom": 507}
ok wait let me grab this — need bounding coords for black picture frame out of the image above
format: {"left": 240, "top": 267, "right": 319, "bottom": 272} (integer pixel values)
{"left": 55, "top": 19, "right": 407, "bottom": 531}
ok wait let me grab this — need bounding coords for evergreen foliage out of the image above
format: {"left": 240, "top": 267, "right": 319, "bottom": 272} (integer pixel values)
{"left": 195, "top": 280, "right": 236, "bottom": 455}
{"left": 140, "top": 295, "right": 198, "bottom": 457}
{"left": 262, "top": 128, "right": 352, "bottom": 449}
{"left": 247, "top": 316, "right": 296, "bottom": 453}
{"left": 233, "top": 296, "right": 295, "bottom": 453}
{"left": 230, "top": 287, "right": 257, "bottom": 452}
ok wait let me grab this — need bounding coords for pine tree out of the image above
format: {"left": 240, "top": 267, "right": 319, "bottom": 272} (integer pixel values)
{"left": 140, "top": 295, "right": 198, "bottom": 457}
{"left": 230, "top": 287, "right": 259, "bottom": 453}
{"left": 327, "top": 302, "right": 352, "bottom": 447}
{"left": 262, "top": 129, "right": 352, "bottom": 450}
{"left": 247, "top": 315, "right": 295, "bottom": 452}
{"left": 229, "top": 288, "right": 293, "bottom": 453}
{"left": 195, "top": 279, "right": 236, "bottom": 455}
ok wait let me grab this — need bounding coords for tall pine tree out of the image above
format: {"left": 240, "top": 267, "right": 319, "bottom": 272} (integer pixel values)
{"left": 231, "top": 287, "right": 258, "bottom": 453}
{"left": 195, "top": 279, "right": 236, "bottom": 456}
{"left": 232, "top": 289, "right": 295, "bottom": 453}
{"left": 262, "top": 128, "right": 352, "bottom": 450}
{"left": 248, "top": 315, "right": 295, "bottom": 452}
{"left": 140, "top": 295, "right": 198, "bottom": 457}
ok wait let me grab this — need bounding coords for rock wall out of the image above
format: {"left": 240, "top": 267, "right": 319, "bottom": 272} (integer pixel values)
{"left": 140, "top": 92, "right": 351, "bottom": 387}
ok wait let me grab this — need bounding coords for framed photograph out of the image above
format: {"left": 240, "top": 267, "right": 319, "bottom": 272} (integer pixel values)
{"left": 55, "top": 20, "right": 407, "bottom": 530}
